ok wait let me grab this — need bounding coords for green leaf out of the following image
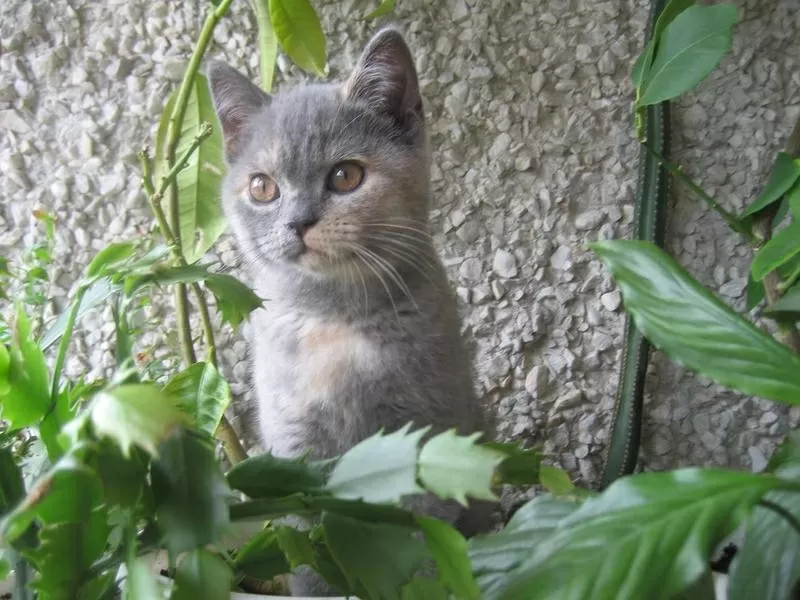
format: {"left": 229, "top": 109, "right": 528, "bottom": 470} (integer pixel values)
{"left": 227, "top": 453, "right": 325, "bottom": 498}
{"left": 233, "top": 527, "right": 290, "bottom": 580}
{"left": 327, "top": 424, "right": 426, "bottom": 504}
{"left": 155, "top": 87, "right": 179, "bottom": 186}
{"left": 741, "top": 152, "right": 800, "bottom": 218}
{"left": 364, "top": 0, "right": 396, "bottom": 19}
{"left": 417, "top": 516, "right": 479, "bottom": 600}
{"left": 40, "top": 277, "right": 120, "bottom": 351}
{"left": 93, "top": 442, "right": 148, "bottom": 508}
{"left": 276, "top": 526, "right": 316, "bottom": 570}
{"left": 402, "top": 577, "right": 449, "bottom": 600}
{"left": 752, "top": 220, "right": 800, "bottom": 281}
{"left": 2, "top": 305, "right": 51, "bottom": 428}
{"left": 632, "top": 0, "right": 695, "bottom": 87}
{"left": 485, "top": 469, "right": 791, "bottom": 600}
{"left": 746, "top": 272, "right": 765, "bottom": 310}
{"left": 254, "top": 0, "right": 279, "bottom": 92}
{"left": 728, "top": 491, "right": 800, "bottom": 600}
{"left": 638, "top": 4, "right": 737, "bottom": 106}
{"left": 0, "top": 446, "right": 24, "bottom": 513}
{"left": 539, "top": 465, "right": 575, "bottom": 495}
{"left": 90, "top": 384, "right": 188, "bottom": 457}
{"left": 485, "top": 442, "right": 542, "bottom": 486}
{"left": 39, "top": 388, "right": 75, "bottom": 460}
{"left": 164, "top": 362, "right": 231, "bottom": 436}
{"left": 171, "top": 549, "right": 232, "bottom": 600}
{"left": 591, "top": 240, "right": 800, "bottom": 405}
{"left": 418, "top": 430, "right": 503, "bottom": 506}
{"left": 269, "top": 0, "right": 327, "bottom": 76}
{"left": 86, "top": 242, "right": 137, "bottom": 278}
{"left": 123, "top": 557, "right": 165, "bottom": 600}
{"left": 469, "top": 495, "right": 580, "bottom": 597}
{"left": 764, "top": 285, "right": 800, "bottom": 320}
{"left": 790, "top": 177, "right": 800, "bottom": 217}
{"left": 151, "top": 430, "right": 232, "bottom": 556}
{"left": 1, "top": 455, "right": 103, "bottom": 542}
{"left": 175, "top": 73, "right": 226, "bottom": 264}
{"left": 323, "top": 512, "right": 428, "bottom": 600}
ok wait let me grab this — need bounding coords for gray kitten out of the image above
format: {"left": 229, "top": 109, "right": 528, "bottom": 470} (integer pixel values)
{"left": 208, "top": 28, "right": 494, "bottom": 595}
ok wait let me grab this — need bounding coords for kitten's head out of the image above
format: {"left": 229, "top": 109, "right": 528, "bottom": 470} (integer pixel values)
{"left": 207, "top": 28, "right": 430, "bottom": 279}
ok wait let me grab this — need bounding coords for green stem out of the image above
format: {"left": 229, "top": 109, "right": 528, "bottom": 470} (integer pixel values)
{"left": 50, "top": 285, "right": 89, "bottom": 400}
{"left": 643, "top": 143, "right": 756, "bottom": 241}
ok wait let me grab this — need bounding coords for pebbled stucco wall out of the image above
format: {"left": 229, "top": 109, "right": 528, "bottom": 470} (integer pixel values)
{"left": 0, "top": 0, "right": 798, "bottom": 487}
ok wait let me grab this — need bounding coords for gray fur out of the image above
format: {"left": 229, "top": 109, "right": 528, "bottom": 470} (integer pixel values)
{"left": 208, "top": 28, "right": 495, "bottom": 596}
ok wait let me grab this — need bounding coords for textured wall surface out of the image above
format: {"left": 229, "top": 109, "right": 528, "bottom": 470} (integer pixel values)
{"left": 1, "top": 0, "right": 798, "bottom": 487}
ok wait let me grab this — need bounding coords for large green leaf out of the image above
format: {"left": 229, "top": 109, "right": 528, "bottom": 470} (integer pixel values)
{"left": 89, "top": 384, "right": 188, "bottom": 457}
{"left": 269, "top": 0, "right": 327, "bottom": 76}
{"left": 276, "top": 525, "right": 317, "bottom": 570}
{"left": 151, "top": 430, "right": 232, "bottom": 556}
{"left": 164, "top": 362, "right": 231, "bottom": 437}
{"left": 417, "top": 516, "right": 479, "bottom": 600}
{"left": 326, "top": 425, "right": 425, "bottom": 504}
{"left": 171, "top": 549, "right": 232, "bottom": 600}
{"left": 233, "top": 527, "right": 291, "bottom": 580}
{"left": 741, "top": 152, "right": 800, "bottom": 218}
{"left": 418, "top": 430, "right": 503, "bottom": 505}
{"left": 751, "top": 220, "right": 800, "bottom": 282}
{"left": 401, "top": 577, "right": 449, "bottom": 600}
{"left": 631, "top": 0, "right": 695, "bottom": 87}
{"left": 638, "top": 4, "right": 737, "bottom": 106}
{"left": 254, "top": 0, "right": 279, "bottom": 92}
{"left": 85, "top": 242, "right": 137, "bottom": 278}
{"left": 728, "top": 491, "right": 800, "bottom": 600}
{"left": 323, "top": 512, "right": 428, "bottom": 600}
{"left": 485, "top": 442, "right": 542, "bottom": 486}
{"left": 591, "top": 240, "right": 800, "bottom": 405}
{"left": 123, "top": 556, "right": 165, "bottom": 600}
{"left": 764, "top": 285, "right": 800, "bottom": 320}
{"left": 227, "top": 453, "right": 325, "bottom": 498}
{"left": 2, "top": 305, "right": 51, "bottom": 428}
{"left": 469, "top": 495, "right": 580, "bottom": 598}
{"left": 174, "top": 73, "right": 226, "bottom": 264}
{"left": 790, "top": 177, "right": 800, "bottom": 217}
{"left": 486, "top": 469, "right": 795, "bottom": 600}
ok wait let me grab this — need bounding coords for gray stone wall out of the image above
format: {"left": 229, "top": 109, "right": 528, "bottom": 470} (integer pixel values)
{"left": 1, "top": 0, "right": 797, "bottom": 486}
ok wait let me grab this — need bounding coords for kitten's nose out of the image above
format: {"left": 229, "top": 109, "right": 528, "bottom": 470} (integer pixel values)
{"left": 287, "top": 217, "right": 319, "bottom": 238}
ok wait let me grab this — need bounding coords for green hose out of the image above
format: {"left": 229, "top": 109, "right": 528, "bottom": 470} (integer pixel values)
{"left": 600, "top": 0, "right": 672, "bottom": 488}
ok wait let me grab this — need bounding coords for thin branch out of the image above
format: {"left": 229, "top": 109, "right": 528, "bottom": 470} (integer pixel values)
{"left": 50, "top": 285, "right": 89, "bottom": 400}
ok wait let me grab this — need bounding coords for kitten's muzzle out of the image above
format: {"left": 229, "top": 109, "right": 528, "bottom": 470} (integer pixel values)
{"left": 287, "top": 217, "right": 319, "bottom": 240}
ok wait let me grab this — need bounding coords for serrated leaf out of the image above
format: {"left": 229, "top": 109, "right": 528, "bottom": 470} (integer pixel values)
{"left": 417, "top": 516, "right": 479, "bottom": 600}
{"left": 327, "top": 424, "right": 426, "bottom": 504}
{"left": 269, "top": 0, "right": 327, "bottom": 76}
{"left": 486, "top": 469, "right": 792, "bottom": 600}
{"left": 171, "top": 549, "right": 232, "bottom": 600}
{"left": 539, "top": 465, "right": 575, "bottom": 495}
{"left": 728, "top": 490, "right": 800, "bottom": 600}
{"left": 741, "top": 152, "right": 800, "bottom": 218}
{"left": 164, "top": 362, "right": 231, "bottom": 436}
{"left": 227, "top": 453, "right": 325, "bottom": 498}
{"left": 2, "top": 305, "right": 51, "bottom": 428}
{"left": 151, "top": 430, "right": 231, "bottom": 556}
{"left": 233, "top": 527, "right": 290, "bottom": 580}
{"left": 90, "top": 384, "right": 188, "bottom": 457}
{"left": 174, "top": 73, "right": 226, "bottom": 264}
{"left": 591, "top": 240, "right": 800, "bottom": 405}
{"left": 468, "top": 495, "right": 580, "bottom": 596}
{"left": 124, "top": 557, "right": 165, "bottom": 600}
{"left": 86, "top": 242, "right": 137, "bottom": 278}
{"left": 764, "top": 285, "right": 800, "bottom": 320}
{"left": 638, "top": 4, "right": 737, "bottom": 106}
{"left": 323, "top": 512, "right": 428, "bottom": 600}
{"left": 418, "top": 430, "right": 503, "bottom": 506}
{"left": 276, "top": 526, "right": 316, "bottom": 570}
{"left": 485, "top": 443, "right": 542, "bottom": 486}
{"left": 752, "top": 220, "right": 800, "bottom": 281}
{"left": 364, "top": 0, "right": 396, "bottom": 19}
{"left": 93, "top": 442, "right": 148, "bottom": 509}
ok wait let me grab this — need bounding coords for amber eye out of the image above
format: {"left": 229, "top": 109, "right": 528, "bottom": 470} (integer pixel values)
{"left": 249, "top": 174, "right": 279, "bottom": 203}
{"left": 327, "top": 162, "right": 365, "bottom": 193}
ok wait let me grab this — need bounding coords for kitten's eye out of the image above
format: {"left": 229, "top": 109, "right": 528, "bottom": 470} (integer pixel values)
{"left": 327, "top": 162, "right": 365, "bottom": 193}
{"left": 249, "top": 174, "right": 279, "bottom": 203}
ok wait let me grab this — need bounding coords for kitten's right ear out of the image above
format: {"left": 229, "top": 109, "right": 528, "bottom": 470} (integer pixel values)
{"left": 205, "top": 60, "right": 270, "bottom": 158}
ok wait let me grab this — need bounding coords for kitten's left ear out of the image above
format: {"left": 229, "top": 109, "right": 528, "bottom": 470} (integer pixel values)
{"left": 206, "top": 60, "right": 271, "bottom": 158}
{"left": 344, "top": 28, "right": 423, "bottom": 128}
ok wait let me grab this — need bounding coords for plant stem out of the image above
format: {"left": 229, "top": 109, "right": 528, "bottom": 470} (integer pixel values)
{"left": 50, "top": 284, "right": 89, "bottom": 400}
{"left": 759, "top": 498, "right": 800, "bottom": 538}
{"left": 139, "top": 146, "right": 248, "bottom": 464}
{"left": 643, "top": 143, "right": 756, "bottom": 241}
